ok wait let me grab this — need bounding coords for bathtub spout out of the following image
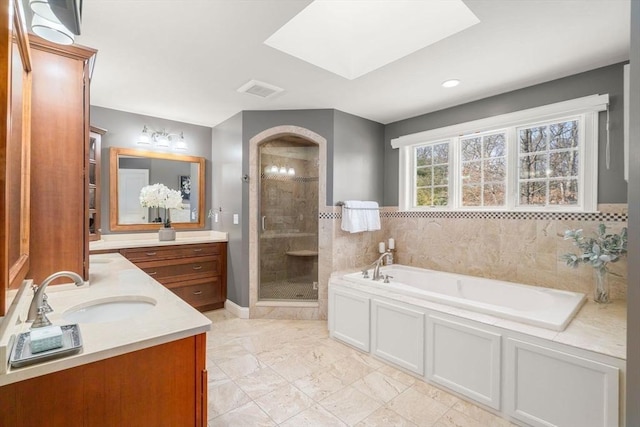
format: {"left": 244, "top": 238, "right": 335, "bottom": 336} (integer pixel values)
{"left": 372, "top": 252, "right": 392, "bottom": 281}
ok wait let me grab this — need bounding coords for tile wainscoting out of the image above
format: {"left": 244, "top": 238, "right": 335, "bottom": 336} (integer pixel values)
{"left": 327, "top": 204, "right": 628, "bottom": 302}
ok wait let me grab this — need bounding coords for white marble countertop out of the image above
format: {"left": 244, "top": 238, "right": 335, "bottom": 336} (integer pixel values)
{"left": 90, "top": 230, "right": 228, "bottom": 252}
{"left": 330, "top": 271, "right": 626, "bottom": 361}
{"left": 0, "top": 253, "right": 212, "bottom": 386}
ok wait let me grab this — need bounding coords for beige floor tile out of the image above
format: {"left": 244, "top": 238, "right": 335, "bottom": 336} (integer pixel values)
{"left": 326, "top": 354, "right": 377, "bottom": 386}
{"left": 280, "top": 404, "right": 348, "bottom": 427}
{"left": 411, "top": 380, "right": 461, "bottom": 407}
{"left": 388, "top": 388, "right": 450, "bottom": 427}
{"left": 346, "top": 349, "right": 386, "bottom": 370}
{"left": 270, "top": 356, "right": 322, "bottom": 382}
{"left": 356, "top": 407, "right": 418, "bottom": 427}
{"left": 301, "top": 342, "right": 353, "bottom": 367}
{"left": 254, "top": 383, "right": 315, "bottom": 424}
{"left": 320, "top": 386, "right": 383, "bottom": 425}
{"left": 352, "top": 371, "right": 410, "bottom": 403}
{"left": 217, "top": 353, "right": 267, "bottom": 379}
{"left": 209, "top": 401, "right": 276, "bottom": 427}
{"left": 234, "top": 366, "right": 289, "bottom": 400}
{"left": 376, "top": 364, "right": 418, "bottom": 387}
{"left": 205, "top": 364, "right": 229, "bottom": 386}
{"left": 207, "top": 379, "right": 252, "bottom": 419}
{"left": 294, "top": 369, "right": 348, "bottom": 401}
{"left": 450, "top": 400, "right": 515, "bottom": 426}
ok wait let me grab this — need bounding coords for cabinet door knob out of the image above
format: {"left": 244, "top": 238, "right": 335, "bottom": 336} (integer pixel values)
{"left": 193, "top": 248, "right": 203, "bottom": 252}
{"left": 147, "top": 271, "right": 157, "bottom": 276}
{"left": 192, "top": 290, "right": 203, "bottom": 295}
{"left": 146, "top": 252, "right": 157, "bottom": 256}
{"left": 192, "top": 265, "right": 202, "bottom": 270}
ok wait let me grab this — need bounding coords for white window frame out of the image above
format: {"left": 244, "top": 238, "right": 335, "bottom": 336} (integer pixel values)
{"left": 394, "top": 95, "right": 607, "bottom": 212}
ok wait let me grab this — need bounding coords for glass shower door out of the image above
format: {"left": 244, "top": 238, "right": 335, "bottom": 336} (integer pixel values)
{"left": 258, "top": 139, "right": 319, "bottom": 301}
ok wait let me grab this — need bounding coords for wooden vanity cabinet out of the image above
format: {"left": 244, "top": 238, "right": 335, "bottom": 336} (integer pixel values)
{"left": 28, "top": 36, "right": 97, "bottom": 284}
{"left": 0, "top": 333, "right": 208, "bottom": 427}
{"left": 121, "top": 242, "right": 227, "bottom": 311}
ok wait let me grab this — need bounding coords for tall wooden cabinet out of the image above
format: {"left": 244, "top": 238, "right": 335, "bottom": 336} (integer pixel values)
{"left": 27, "top": 36, "right": 96, "bottom": 284}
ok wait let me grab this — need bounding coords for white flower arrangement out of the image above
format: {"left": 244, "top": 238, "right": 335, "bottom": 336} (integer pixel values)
{"left": 140, "top": 183, "right": 182, "bottom": 227}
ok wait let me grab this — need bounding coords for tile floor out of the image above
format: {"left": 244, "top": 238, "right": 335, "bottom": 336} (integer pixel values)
{"left": 205, "top": 309, "right": 518, "bottom": 427}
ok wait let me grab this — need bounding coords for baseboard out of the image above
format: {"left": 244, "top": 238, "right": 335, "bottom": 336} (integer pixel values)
{"left": 224, "top": 299, "right": 250, "bottom": 319}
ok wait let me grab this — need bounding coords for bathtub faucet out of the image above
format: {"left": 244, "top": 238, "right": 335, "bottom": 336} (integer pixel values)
{"left": 372, "top": 252, "right": 392, "bottom": 281}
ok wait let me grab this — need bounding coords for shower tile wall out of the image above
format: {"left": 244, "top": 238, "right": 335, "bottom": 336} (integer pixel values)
{"left": 260, "top": 153, "right": 318, "bottom": 287}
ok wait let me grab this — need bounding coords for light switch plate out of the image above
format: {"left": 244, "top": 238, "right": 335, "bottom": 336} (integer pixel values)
{"left": 233, "top": 214, "right": 239, "bottom": 224}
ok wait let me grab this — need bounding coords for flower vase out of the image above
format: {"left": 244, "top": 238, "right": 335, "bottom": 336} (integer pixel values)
{"left": 593, "top": 268, "right": 610, "bottom": 304}
{"left": 158, "top": 227, "right": 176, "bottom": 241}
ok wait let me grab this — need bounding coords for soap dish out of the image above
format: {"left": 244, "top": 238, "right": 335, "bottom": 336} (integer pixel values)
{"left": 9, "top": 324, "right": 83, "bottom": 368}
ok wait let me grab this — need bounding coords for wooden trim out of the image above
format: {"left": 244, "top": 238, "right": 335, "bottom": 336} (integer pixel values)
{"left": 109, "top": 147, "right": 207, "bottom": 231}
{"left": 195, "top": 333, "right": 207, "bottom": 426}
{"left": 28, "top": 34, "right": 97, "bottom": 61}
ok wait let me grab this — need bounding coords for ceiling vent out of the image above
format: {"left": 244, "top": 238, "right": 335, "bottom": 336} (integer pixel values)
{"left": 237, "top": 80, "right": 284, "bottom": 99}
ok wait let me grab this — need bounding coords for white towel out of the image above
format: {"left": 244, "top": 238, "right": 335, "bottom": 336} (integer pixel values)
{"left": 341, "top": 200, "right": 367, "bottom": 233}
{"left": 341, "top": 200, "right": 380, "bottom": 233}
{"left": 362, "top": 201, "right": 380, "bottom": 231}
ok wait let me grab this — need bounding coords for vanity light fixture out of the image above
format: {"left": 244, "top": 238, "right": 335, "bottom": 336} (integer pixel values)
{"left": 442, "top": 79, "right": 461, "bottom": 88}
{"left": 136, "top": 125, "right": 188, "bottom": 151}
{"left": 263, "top": 164, "right": 296, "bottom": 176}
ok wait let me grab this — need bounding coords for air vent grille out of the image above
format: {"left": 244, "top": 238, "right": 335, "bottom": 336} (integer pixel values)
{"left": 237, "top": 80, "right": 284, "bottom": 99}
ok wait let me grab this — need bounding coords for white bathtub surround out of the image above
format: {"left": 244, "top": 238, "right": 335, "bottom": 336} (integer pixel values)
{"left": 0, "top": 253, "right": 211, "bottom": 385}
{"left": 329, "top": 272, "right": 626, "bottom": 427}
{"left": 343, "top": 265, "right": 585, "bottom": 331}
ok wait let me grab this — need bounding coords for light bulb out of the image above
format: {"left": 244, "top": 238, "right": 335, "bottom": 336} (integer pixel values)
{"left": 287, "top": 167, "right": 295, "bottom": 175}
{"left": 155, "top": 133, "right": 170, "bottom": 148}
{"left": 137, "top": 126, "right": 151, "bottom": 145}
{"left": 279, "top": 166, "right": 287, "bottom": 174}
{"left": 270, "top": 165, "right": 278, "bottom": 173}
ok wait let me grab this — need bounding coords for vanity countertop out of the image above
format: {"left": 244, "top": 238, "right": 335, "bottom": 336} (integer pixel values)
{"left": 89, "top": 230, "right": 228, "bottom": 252}
{"left": 331, "top": 272, "right": 626, "bottom": 361}
{"left": 0, "top": 253, "right": 212, "bottom": 386}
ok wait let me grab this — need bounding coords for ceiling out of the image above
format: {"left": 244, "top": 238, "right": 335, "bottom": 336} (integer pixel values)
{"left": 76, "top": 0, "right": 630, "bottom": 128}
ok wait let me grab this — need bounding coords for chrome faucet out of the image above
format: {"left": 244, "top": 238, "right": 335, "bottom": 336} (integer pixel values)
{"left": 372, "top": 252, "right": 392, "bottom": 281}
{"left": 27, "top": 271, "right": 85, "bottom": 322}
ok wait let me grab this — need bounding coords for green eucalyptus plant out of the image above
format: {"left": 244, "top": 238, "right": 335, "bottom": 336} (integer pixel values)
{"left": 562, "top": 224, "right": 627, "bottom": 271}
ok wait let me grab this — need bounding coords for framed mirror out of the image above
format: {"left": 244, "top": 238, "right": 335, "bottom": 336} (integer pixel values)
{"left": 2, "top": 0, "right": 32, "bottom": 314}
{"left": 109, "top": 147, "right": 206, "bottom": 231}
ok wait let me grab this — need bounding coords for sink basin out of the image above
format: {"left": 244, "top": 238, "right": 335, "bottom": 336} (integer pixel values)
{"left": 63, "top": 296, "right": 157, "bottom": 324}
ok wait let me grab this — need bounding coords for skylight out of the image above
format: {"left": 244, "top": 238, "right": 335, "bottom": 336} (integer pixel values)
{"left": 264, "top": 0, "right": 480, "bottom": 80}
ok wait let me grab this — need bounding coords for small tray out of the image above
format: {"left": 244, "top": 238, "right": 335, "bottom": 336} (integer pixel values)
{"left": 9, "top": 324, "right": 83, "bottom": 368}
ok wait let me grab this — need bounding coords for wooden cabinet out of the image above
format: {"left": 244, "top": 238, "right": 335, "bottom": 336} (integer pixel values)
{"left": 0, "top": 334, "right": 208, "bottom": 427}
{"left": 88, "top": 126, "right": 106, "bottom": 241}
{"left": 121, "top": 242, "right": 227, "bottom": 311}
{"left": 27, "top": 36, "right": 96, "bottom": 284}
{"left": 1, "top": 0, "right": 31, "bottom": 314}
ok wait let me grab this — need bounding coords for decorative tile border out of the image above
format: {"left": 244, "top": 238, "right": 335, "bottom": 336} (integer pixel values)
{"left": 320, "top": 210, "right": 627, "bottom": 222}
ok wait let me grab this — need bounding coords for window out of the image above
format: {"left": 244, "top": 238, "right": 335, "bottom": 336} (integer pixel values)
{"left": 518, "top": 119, "right": 579, "bottom": 207}
{"left": 460, "top": 131, "right": 506, "bottom": 207}
{"left": 415, "top": 142, "right": 449, "bottom": 207}
{"left": 394, "top": 95, "right": 607, "bottom": 212}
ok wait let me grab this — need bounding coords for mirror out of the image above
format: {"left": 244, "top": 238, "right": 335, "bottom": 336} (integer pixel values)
{"left": 109, "top": 147, "right": 206, "bottom": 231}
{"left": 2, "top": 0, "right": 32, "bottom": 314}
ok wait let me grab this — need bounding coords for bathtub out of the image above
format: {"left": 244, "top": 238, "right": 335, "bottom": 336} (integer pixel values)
{"left": 341, "top": 265, "right": 585, "bottom": 331}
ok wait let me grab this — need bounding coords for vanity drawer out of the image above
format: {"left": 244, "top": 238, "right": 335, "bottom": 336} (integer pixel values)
{"left": 136, "top": 255, "right": 221, "bottom": 283}
{"left": 171, "top": 277, "right": 224, "bottom": 311}
{"left": 121, "top": 243, "right": 221, "bottom": 262}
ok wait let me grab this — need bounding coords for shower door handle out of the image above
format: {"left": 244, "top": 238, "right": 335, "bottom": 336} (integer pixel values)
{"left": 261, "top": 215, "right": 266, "bottom": 231}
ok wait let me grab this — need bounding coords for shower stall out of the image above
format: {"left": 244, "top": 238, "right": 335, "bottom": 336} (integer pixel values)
{"left": 258, "top": 137, "right": 319, "bottom": 301}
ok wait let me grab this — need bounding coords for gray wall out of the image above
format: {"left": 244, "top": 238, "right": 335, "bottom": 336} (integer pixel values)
{"left": 626, "top": 2, "right": 639, "bottom": 425}
{"left": 383, "top": 63, "right": 628, "bottom": 206}
{"left": 212, "top": 109, "right": 384, "bottom": 307}
{"left": 90, "top": 106, "right": 213, "bottom": 233}
{"left": 211, "top": 112, "right": 245, "bottom": 306}
{"left": 333, "top": 110, "right": 385, "bottom": 203}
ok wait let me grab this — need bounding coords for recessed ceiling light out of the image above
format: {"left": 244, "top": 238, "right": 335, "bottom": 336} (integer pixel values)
{"left": 442, "top": 79, "right": 461, "bottom": 88}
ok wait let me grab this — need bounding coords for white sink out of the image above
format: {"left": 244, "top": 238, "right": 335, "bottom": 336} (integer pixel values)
{"left": 63, "top": 296, "right": 157, "bottom": 324}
